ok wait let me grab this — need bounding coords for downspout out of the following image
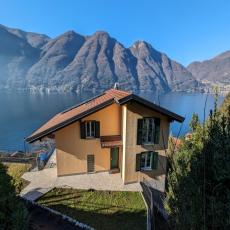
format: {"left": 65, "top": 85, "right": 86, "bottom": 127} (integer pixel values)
{"left": 121, "top": 105, "right": 127, "bottom": 182}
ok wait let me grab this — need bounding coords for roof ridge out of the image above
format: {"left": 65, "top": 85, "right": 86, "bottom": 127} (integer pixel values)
{"left": 59, "top": 88, "right": 130, "bottom": 115}
{"left": 105, "top": 88, "right": 131, "bottom": 97}
{"left": 61, "top": 92, "right": 106, "bottom": 114}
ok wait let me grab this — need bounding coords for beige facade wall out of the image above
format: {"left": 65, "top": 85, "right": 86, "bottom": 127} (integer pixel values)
{"left": 54, "top": 100, "right": 170, "bottom": 191}
{"left": 55, "top": 103, "right": 121, "bottom": 176}
{"left": 122, "top": 102, "right": 170, "bottom": 191}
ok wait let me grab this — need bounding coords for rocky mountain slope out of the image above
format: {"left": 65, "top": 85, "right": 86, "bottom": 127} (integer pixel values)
{"left": 188, "top": 51, "right": 230, "bottom": 94}
{"left": 0, "top": 24, "right": 200, "bottom": 95}
{"left": 188, "top": 51, "right": 230, "bottom": 84}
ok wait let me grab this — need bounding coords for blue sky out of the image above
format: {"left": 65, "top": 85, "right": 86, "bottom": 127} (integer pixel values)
{"left": 1, "top": 0, "right": 230, "bottom": 65}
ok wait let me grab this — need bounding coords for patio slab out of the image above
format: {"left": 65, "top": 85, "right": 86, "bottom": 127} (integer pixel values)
{"left": 21, "top": 167, "right": 57, "bottom": 200}
{"left": 55, "top": 172, "right": 142, "bottom": 191}
{"left": 21, "top": 168, "right": 141, "bottom": 201}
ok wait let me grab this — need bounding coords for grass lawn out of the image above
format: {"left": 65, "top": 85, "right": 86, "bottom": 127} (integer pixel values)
{"left": 5, "top": 163, "right": 31, "bottom": 193}
{"left": 38, "top": 188, "right": 147, "bottom": 230}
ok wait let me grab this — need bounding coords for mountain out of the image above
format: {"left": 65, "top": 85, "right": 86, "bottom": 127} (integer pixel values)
{"left": 188, "top": 51, "right": 230, "bottom": 84}
{"left": 0, "top": 24, "right": 200, "bottom": 95}
{"left": 0, "top": 24, "right": 49, "bottom": 89}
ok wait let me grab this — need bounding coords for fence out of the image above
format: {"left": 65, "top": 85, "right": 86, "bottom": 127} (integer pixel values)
{"left": 141, "top": 179, "right": 169, "bottom": 230}
{"left": 0, "top": 156, "right": 37, "bottom": 172}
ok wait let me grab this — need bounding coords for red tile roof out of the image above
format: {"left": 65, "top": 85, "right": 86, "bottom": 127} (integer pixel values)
{"left": 27, "top": 89, "right": 131, "bottom": 142}
{"left": 27, "top": 88, "right": 185, "bottom": 143}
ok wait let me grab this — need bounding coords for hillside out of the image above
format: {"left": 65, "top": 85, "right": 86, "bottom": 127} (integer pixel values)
{"left": 188, "top": 50, "right": 230, "bottom": 83}
{"left": 0, "top": 24, "right": 200, "bottom": 95}
{"left": 188, "top": 50, "right": 230, "bottom": 94}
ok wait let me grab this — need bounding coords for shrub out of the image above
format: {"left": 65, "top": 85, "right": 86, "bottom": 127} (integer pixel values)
{"left": 6, "top": 163, "right": 30, "bottom": 193}
{"left": 0, "top": 163, "right": 28, "bottom": 230}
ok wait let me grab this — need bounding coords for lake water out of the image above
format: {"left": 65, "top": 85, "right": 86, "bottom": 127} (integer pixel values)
{"left": 0, "top": 91, "right": 224, "bottom": 152}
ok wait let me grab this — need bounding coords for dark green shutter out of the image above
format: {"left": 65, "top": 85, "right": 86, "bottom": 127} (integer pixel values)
{"left": 154, "top": 118, "right": 160, "bottom": 144}
{"left": 136, "top": 153, "right": 141, "bottom": 171}
{"left": 80, "top": 122, "right": 86, "bottom": 139}
{"left": 137, "top": 119, "right": 143, "bottom": 145}
{"left": 151, "top": 151, "right": 158, "bottom": 169}
{"left": 95, "top": 121, "right": 100, "bottom": 138}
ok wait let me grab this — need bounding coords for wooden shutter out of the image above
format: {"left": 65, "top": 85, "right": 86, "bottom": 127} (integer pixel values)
{"left": 154, "top": 118, "right": 160, "bottom": 144}
{"left": 80, "top": 121, "right": 86, "bottom": 139}
{"left": 95, "top": 121, "right": 100, "bottom": 138}
{"left": 136, "top": 153, "right": 141, "bottom": 171}
{"left": 151, "top": 151, "right": 158, "bottom": 170}
{"left": 137, "top": 119, "right": 143, "bottom": 145}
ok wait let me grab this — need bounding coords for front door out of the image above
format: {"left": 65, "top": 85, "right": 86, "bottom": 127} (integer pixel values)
{"left": 110, "top": 147, "right": 119, "bottom": 169}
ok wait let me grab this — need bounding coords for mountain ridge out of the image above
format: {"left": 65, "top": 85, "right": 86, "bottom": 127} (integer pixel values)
{"left": 0, "top": 24, "right": 203, "bottom": 95}
{"left": 188, "top": 50, "right": 230, "bottom": 83}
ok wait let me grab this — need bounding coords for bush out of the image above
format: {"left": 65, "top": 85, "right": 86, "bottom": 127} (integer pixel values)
{"left": 6, "top": 163, "right": 30, "bottom": 193}
{"left": 0, "top": 163, "right": 28, "bottom": 230}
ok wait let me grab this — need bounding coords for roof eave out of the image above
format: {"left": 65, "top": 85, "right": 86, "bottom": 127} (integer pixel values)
{"left": 118, "top": 94, "right": 185, "bottom": 123}
{"left": 27, "top": 92, "right": 185, "bottom": 143}
{"left": 26, "top": 98, "right": 115, "bottom": 143}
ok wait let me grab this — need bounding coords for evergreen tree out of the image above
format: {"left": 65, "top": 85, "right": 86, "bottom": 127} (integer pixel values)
{"left": 165, "top": 93, "right": 230, "bottom": 230}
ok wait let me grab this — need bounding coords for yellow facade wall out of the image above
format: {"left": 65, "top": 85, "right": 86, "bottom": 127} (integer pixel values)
{"left": 54, "top": 99, "right": 170, "bottom": 191}
{"left": 122, "top": 102, "right": 170, "bottom": 191}
{"left": 55, "top": 103, "right": 121, "bottom": 176}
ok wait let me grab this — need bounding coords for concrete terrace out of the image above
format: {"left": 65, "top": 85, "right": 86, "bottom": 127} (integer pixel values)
{"left": 21, "top": 165, "right": 142, "bottom": 201}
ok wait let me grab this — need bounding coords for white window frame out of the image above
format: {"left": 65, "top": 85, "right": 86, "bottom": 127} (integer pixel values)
{"left": 140, "top": 152, "right": 153, "bottom": 170}
{"left": 142, "top": 118, "right": 155, "bottom": 145}
{"left": 85, "top": 121, "right": 96, "bottom": 138}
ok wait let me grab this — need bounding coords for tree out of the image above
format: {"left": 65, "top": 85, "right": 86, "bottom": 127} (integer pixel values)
{"left": 0, "top": 163, "right": 28, "bottom": 230}
{"left": 165, "top": 93, "right": 230, "bottom": 230}
{"left": 189, "top": 113, "right": 199, "bottom": 132}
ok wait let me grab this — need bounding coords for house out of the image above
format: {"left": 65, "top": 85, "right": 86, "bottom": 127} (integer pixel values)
{"left": 26, "top": 88, "right": 184, "bottom": 192}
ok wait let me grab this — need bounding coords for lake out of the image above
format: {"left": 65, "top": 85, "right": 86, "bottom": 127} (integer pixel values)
{"left": 0, "top": 91, "right": 224, "bottom": 151}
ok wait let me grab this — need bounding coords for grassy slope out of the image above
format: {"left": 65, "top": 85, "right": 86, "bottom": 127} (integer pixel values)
{"left": 6, "top": 163, "right": 31, "bottom": 193}
{"left": 38, "top": 188, "right": 146, "bottom": 230}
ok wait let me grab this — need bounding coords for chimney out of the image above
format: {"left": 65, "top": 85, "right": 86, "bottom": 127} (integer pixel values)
{"left": 114, "top": 82, "right": 119, "bottom": 90}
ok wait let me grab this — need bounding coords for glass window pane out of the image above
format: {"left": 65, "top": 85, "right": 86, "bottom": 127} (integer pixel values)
{"left": 91, "top": 121, "right": 95, "bottom": 136}
{"left": 86, "top": 122, "right": 94, "bottom": 137}
{"left": 146, "top": 153, "right": 151, "bottom": 167}
{"left": 85, "top": 122, "right": 88, "bottom": 136}
{"left": 141, "top": 153, "right": 146, "bottom": 168}
{"left": 142, "top": 118, "right": 155, "bottom": 143}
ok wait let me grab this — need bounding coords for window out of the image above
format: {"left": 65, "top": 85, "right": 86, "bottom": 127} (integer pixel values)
{"left": 142, "top": 118, "right": 155, "bottom": 144}
{"left": 141, "top": 152, "right": 153, "bottom": 170}
{"left": 85, "top": 121, "right": 95, "bottom": 138}
{"left": 80, "top": 121, "right": 100, "bottom": 139}
{"left": 137, "top": 118, "right": 160, "bottom": 145}
{"left": 136, "top": 151, "right": 158, "bottom": 171}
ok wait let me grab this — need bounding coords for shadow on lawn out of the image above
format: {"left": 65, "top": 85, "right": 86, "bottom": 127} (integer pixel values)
{"left": 41, "top": 197, "right": 140, "bottom": 213}
{"left": 47, "top": 204, "right": 146, "bottom": 230}
{"left": 40, "top": 194, "right": 82, "bottom": 204}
